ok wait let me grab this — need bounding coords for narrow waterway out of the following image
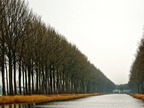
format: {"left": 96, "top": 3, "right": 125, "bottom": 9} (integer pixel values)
{"left": 34, "top": 94, "right": 144, "bottom": 108}
{"left": 0, "top": 94, "right": 144, "bottom": 108}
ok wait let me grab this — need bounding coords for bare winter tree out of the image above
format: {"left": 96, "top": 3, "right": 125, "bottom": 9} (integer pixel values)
{"left": 0, "top": 0, "right": 115, "bottom": 96}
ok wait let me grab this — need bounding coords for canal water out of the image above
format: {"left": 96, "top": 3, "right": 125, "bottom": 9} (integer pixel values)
{"left": 0, "top": 94, "right": 144, "bottom": 108}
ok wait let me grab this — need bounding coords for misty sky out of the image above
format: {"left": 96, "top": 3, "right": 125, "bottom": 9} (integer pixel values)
{"left": 26, "top": 0, "right": 144, "bottom": 84}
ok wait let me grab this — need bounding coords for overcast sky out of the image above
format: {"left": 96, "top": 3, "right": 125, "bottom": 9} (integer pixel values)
{"left": 27, "top": 0, "right": 144, "bottom": 84}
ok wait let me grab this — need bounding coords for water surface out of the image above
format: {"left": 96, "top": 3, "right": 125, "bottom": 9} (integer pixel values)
{"left": 1, "top": 94, "right": 144, "bottom": 108}
{"left": 34, "top": 94, "right": 144, "bottom": 108}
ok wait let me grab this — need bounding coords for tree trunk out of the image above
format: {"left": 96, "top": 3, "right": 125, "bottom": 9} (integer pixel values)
{"left": 28, "top": 65, "right": 31, "bottom": 95}
{"left": 19, "top": 61, "right": 22, "bottom": 94}
{"left": 1, "top": 39, "right": 6, "bottom": 95}
{"left": 25, "top": 69, "right": 28, "bottom": 94}
{"left": 6, "top": 66, "right": 9, "bottom": 95}
{"left": 9, "top": 52, "right": 13, "bottom": 95}
{"left": 31, "top": 68, "right": 34, "bottom": 94}
{"left": 22, "top": 66, "right": 25, "bottom": 94}
{"left": 36, "top": 65, "right": 39, "bottom": 94}
{"left": 13, "top": 51, "right": 17, "bottom": 95}
{"left": 49, "top": 65, "right": 53, "bottom": 94}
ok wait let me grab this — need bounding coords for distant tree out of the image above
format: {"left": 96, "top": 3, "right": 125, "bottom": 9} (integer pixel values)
{"left": 129, "top": 36, "right": 144, "bottom": 93}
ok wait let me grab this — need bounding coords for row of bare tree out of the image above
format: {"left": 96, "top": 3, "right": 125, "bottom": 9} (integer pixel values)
{"left": 0, "top": 0, "right": 115, "bottom": 95}
{"left": 129, "top": 36, "right": 144, "bottom": 93}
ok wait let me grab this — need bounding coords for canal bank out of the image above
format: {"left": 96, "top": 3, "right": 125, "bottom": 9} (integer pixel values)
{"left": 129, "top": 94, "right": 144, "bottom": 101}
{"left": 0, "top": 93, "right": 103, "bottom": 105}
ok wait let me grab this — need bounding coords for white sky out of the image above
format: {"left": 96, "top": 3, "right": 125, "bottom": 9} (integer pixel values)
{"left": 26, "top": 0, "right": 144, "bottom": 84}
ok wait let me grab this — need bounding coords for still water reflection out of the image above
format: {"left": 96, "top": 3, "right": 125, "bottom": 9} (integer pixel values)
{"left": 1, "top": 94, "right": 144, "bottom": 108}
{"left": 0, "top": 104, "right": 33, "bottom": 108}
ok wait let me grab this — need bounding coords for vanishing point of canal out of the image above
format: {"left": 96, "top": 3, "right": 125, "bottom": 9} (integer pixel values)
{"left": 1, "top": 94, "right": 144, "bottom": 108}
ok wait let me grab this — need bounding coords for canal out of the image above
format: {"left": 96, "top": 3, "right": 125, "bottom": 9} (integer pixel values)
{"left": 0, "top": 94, "right": 144, "bottom": 108}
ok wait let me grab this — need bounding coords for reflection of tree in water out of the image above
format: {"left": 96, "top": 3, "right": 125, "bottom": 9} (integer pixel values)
{"left": 0, "top": 104, "right": 34, "bottom": 108}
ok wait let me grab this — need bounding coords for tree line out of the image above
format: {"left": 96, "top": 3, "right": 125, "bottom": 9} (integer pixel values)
{"left": 0, "top": 0, "right": 115, "bottom": 95}
{"left": 129, "top": 35, "right": 144, "bottom": 93}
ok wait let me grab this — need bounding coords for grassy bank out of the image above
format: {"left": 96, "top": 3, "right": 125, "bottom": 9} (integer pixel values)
{"left": 0, "top": 93, "right": 103, "bottom": 105}
{"left": 129, "top": 94, "right": 144, "bottom": 100}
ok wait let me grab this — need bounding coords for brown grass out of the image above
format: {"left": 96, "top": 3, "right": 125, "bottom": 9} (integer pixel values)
{"left": 0, "top": 93, "right": 104, "bottom": 105}
{"left": 129, "top": 93, "right": 144, "bottom": 100}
